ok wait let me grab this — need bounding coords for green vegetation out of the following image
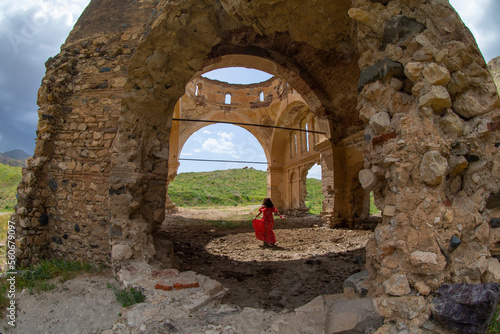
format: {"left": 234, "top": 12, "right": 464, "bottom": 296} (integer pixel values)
{"left": 107, "top": 283, "right": 145, "bottom": 307}
{"left": 169, "top": 168, "right": 324, "bottom": 214}
{"left": 488, "top": 305, "right": 500, "bottom": 334}
{"left": 305, "top": 178, "right": 322, "bottom": 214}
{"left": 0, "top": 259, "right": 104, "bottom": 318}
{"left": 370, "top": 191, "right": 381, "bottom": 215}
{"left": 14, "top": 259, "right": 102, "bottom": 294}
{"left": 169, "top": 169, "right": 267, "bottom": 206}
{"left": 0, "top": 163, "right": 22, "bottom": 211}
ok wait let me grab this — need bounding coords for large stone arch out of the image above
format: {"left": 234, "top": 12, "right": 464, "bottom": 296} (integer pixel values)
{"left": 14, "top": 0, "right": 500, "bottom": 329}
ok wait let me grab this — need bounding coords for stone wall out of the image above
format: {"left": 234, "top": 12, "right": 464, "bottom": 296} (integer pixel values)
{"left": 14, "top": 0, "right": 158, "bottom": 267}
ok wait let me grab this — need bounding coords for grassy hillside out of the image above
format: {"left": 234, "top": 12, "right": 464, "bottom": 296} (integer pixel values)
{"left": 168, "top": 169, "right": 324, "bottom": 214}
{"left": 0, "top": 163, "right": 22, "bottom": 211}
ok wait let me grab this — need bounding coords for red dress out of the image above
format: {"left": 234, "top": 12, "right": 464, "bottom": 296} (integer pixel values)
{"left": 253, "top": 206, "right": 277, "bottom": 244}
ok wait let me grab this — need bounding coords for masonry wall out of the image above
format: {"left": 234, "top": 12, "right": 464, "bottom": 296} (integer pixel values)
{"left": 14, "top": 0, "right": 157, "bottom": 267}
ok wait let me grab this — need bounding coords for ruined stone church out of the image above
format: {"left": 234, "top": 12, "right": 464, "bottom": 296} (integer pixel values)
{"left": 13, "top": 0, "right": 500, "bottom": 330}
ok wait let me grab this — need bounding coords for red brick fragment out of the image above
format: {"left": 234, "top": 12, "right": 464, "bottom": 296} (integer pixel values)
{"left": 173, "top": 282, "right": 200, "bottom": 290}
{"left": 155, "top": 283, "right": 173, "bottom": 291}
{"left": 443, "top": 199, "right": 452, "bottom": 207}
{"left": 372, "top": 132, "right": 397, "bottom": 147}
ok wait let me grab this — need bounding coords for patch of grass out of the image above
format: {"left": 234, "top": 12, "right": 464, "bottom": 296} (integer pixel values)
{"left": 169, "top": 169, "right": 325, "bottom": 215}
{"left": 0, "top": 259, "right": 103, "bottom": 319}
{"left": 0, "top": 163, "right": 22, "bottom": 212}
{"left": 369, "top": 191, "right": 380, "bottom": 215}
{"left": 487, "top": 304, "right": 500, "bottom": 334}
{"left": 107, "top": 283, "right": 145, "bottom": 307}
{"left": 305, "top": 178, "right": 323, "bottom": 215}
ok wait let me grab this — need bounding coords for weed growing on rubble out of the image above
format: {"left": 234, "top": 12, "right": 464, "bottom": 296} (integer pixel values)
{"left": 487, "top": 305, "right": 500, "bottom": 334}
{"left": 0, "top": 259, "right": 104, "bottom": 318}
{"left": 107, "top": 283, "right": 145, "bottom": 307}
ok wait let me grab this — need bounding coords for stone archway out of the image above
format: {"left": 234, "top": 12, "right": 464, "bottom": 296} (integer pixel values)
{"left": 15, "top": 0, "right": 500, "bottom": 329}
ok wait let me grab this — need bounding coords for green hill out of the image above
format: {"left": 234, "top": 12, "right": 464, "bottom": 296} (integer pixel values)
{"left": 0, "top": 163, "right": 22, "bottom": 211}
{"left": 168, "top": 169, "right": 323, "bottom": 214}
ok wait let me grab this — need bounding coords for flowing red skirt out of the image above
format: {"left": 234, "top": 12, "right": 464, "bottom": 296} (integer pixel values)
{"left": 252, "top": 218, "right": 276, "bottom": 244}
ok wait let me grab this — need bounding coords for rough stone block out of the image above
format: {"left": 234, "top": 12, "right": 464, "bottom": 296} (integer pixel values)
{"left": 418, "top": 85, "right": 451, "bottom": 111}
{"left": 383, "top": 15, "right": 425, "bottom": 47}
{"left": 383, "top": 274, "right": 411, "bottom": 296}
{"left": 111, "top": 244, "right": 133, "bottom": 261}
{"left": 324, "top": 298, "right": 383, "bottom": 334}
{"left": 369, "top": 112, "right": 391, "bottom": 134}
{"left": 420, "top": 151, "right": 448, "bottom": 186}
{"left": 440, "top": 110, "right": 465, "bottom": 137}
{"left": 483, "top": 258, "right": 500, "bottom": 283}
{"left": 422, "top": 63, "right": 451, "bottom": 86}
{"left": 405, "top": 62, "right": 423, "bottom": 82}
{"left": 359, "top": 169, "right": 377, "bottom": 190}
{"left": 431, "top": 283, "right": 500, "bottom": 334}
{"left": 343, "top": 270, "right": 370, "bottom": 297}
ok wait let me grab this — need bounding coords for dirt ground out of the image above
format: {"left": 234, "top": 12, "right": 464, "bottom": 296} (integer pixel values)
{"left": 160, "top": 206, "right": 373, "bottom": 311}
{"left": 0, "top": 206, "right": 374, "bottom": 333}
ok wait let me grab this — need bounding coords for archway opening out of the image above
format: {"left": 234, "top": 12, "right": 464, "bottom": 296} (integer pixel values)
{"left": 305, "top": 163, "right": 324, "bottom": 215}
{"left": 168, "top": 123, "right": 268, "bottom": 208}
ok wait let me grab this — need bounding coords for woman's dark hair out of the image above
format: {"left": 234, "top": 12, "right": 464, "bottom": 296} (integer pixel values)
{"left": 262, "top": 197, "right": 274, "bottom": 208}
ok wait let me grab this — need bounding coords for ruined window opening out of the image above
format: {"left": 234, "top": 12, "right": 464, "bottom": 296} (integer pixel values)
{"left": 195, "top": 84, "right": 201, "bottom": 96}
{"left": 225, "top": 93, "right": 231, "bottom": 104}
{"left": 293, "top": 133, "right": 298, "bottom": 156}
{"left": 305, "top": 123, "right": 310, "bottom": 151}
{"left": 304, "top": 163, "right": 323, "bottom": 214}
{"left": 369, "top": 191, "right": 380, "bottom": 216}
{"left": 259, "top": 91, "right": 264, "bottom": 101}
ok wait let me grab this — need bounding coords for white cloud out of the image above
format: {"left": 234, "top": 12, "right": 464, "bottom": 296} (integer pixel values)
{"left": 202, "top": 130, "right": 211, "bottom": 134}
{"left": 201, "top": 136, "right": 237, "bottom": 155}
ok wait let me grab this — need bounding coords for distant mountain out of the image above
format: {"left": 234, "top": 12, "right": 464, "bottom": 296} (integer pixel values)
{"left": 488, "top": 56, "right": 500, "bottom": 94}
{"left": 2, "top": 149, "right": 29, "bottom": 160}
{"left": 0, "top": 149, "right": 30, "bottom": 167}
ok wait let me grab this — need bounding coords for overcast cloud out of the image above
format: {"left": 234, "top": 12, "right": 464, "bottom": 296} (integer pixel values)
{"left": 0, "top": 0, "right": 499, "bottom": 162}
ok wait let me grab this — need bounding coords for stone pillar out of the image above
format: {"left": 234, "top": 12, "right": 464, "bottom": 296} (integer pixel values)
{"left": 350, "top": 0, "right": 500, "bottom": 329}
{"left": 268, "top": 166, "right": 286, "bottom": 209}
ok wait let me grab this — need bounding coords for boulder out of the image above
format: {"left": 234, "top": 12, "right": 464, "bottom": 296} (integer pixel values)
{"left": 431, "top": 283, "right": 500, "bottom": 334}
{"left": 324, "top": 298, "right": 383, "bottom": 334}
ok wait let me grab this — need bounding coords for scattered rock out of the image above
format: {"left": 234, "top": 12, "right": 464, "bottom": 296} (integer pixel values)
{"left": 420, "top": 151, "right": 448, "bottom": 186}
{"left": 431, "top": 283, "right": 500, "bottom": 334}
{"left": 324, "top": 298, "right": 383, "bottom": 334}
{"left": 383, "top": 274, "right": 411, "bottom": 296}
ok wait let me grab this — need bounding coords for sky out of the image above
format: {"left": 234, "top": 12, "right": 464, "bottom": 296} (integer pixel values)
{"left": 0, "top": 0, "right": 499, "bottom": 179}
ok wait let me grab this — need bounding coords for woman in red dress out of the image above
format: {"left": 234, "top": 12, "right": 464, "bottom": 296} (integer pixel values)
{"left": 253, "top": 198, "right": 283, "bottom": 247}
